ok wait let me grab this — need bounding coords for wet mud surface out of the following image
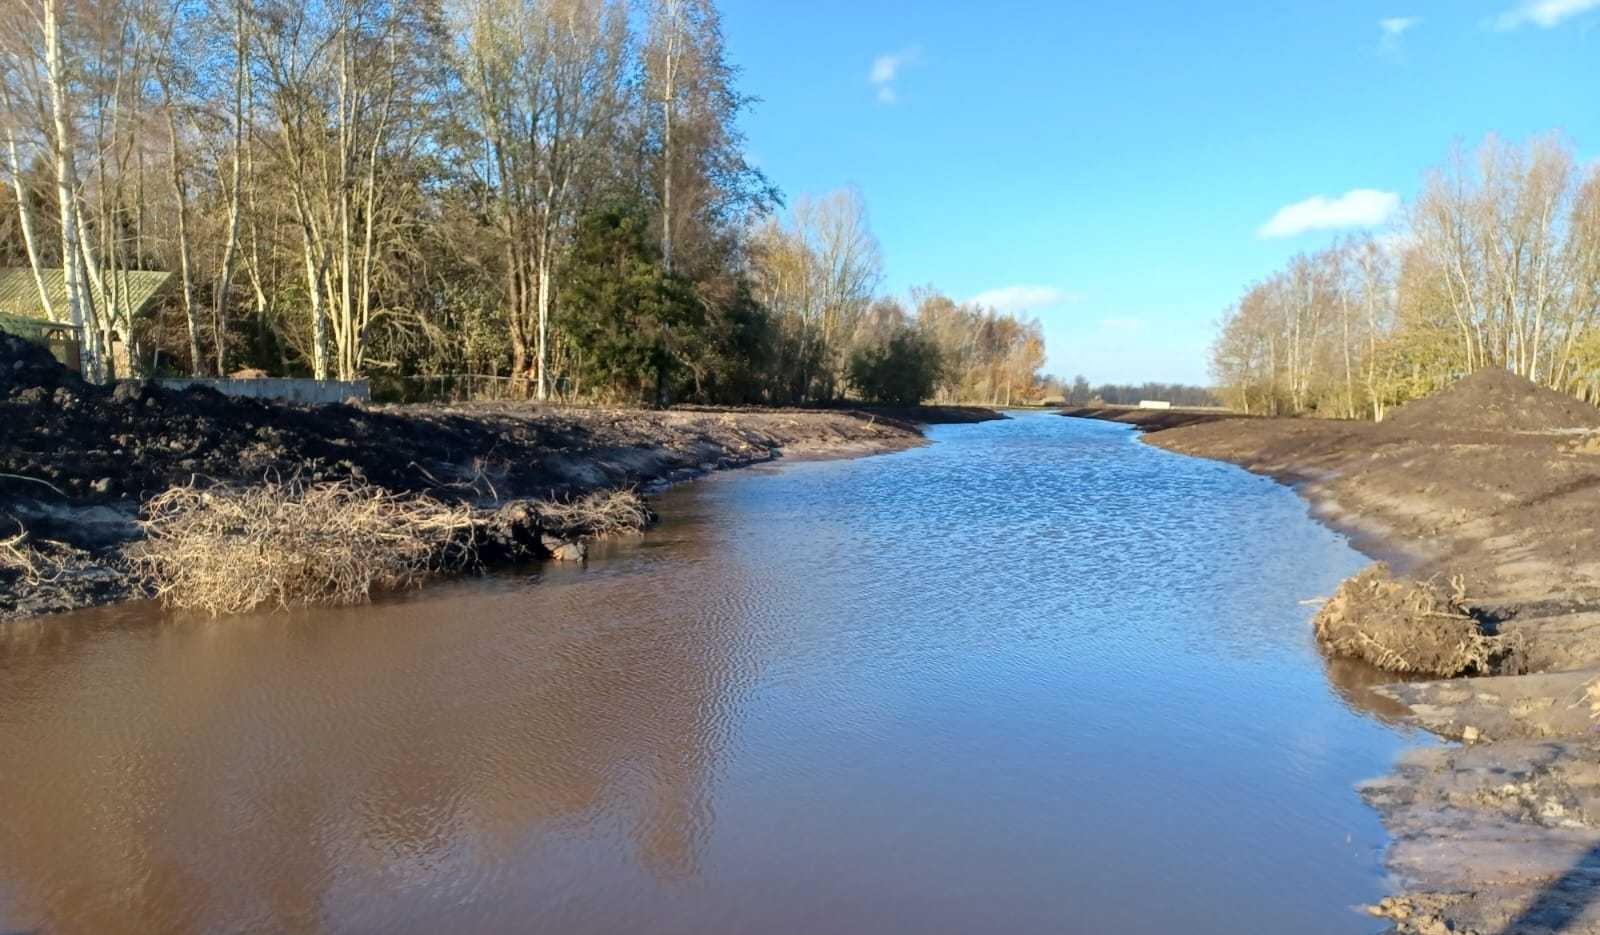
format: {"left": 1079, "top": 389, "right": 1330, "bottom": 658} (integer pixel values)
{"left": 1069, "top": 372, "right": 1600, "bottom": 934}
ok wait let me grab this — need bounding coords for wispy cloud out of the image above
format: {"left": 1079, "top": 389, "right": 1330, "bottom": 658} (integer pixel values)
{"left": 1493, "top": 0, "right": 1600, "bottom": 29}
{"left": 868, "top": 48, "right": 920, "bottom": 104}
{"left": 1379, "top": 15, "right": 1422, "bottom": 53}
{"left": 1258, "top": 189, "right": 1401, "bottom": 239}
{"left": 1380, "top": 15, "right": 1422, "bottom": 36}
{"left": 968, "top": 285, "right": 1080, "bottom": 314}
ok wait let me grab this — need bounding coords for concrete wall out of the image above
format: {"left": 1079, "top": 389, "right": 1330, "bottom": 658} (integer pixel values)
{"left": 151, "top": 377, "right": 369, "bottom": 405}
{"left": 1137, "top": 399, "right": 1173, "bottom": 410}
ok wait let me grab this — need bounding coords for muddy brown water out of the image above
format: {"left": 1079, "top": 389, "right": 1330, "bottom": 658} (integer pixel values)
{"left": 0, "top": 413, "right": 1416, "bottom": 935}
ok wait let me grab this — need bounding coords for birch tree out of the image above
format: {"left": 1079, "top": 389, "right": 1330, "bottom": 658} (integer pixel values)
{"left": 1212, "top": 136, "right": 1600, "bottom": 417}
{"left": 643, "top": 0, "right": 768, "bottom": 274}
{"left": 455, "top": 0, "right": 628, "bottom": 398}
{"left": 253, "top": 0, "right": 439, "bottom": 380}
{"left": 43, "top": 0, "right": 106, "bottom": 378}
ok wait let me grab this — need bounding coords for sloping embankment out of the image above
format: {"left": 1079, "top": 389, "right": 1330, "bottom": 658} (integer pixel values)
{"left": 2, "top": 333, "right": 998, "bottom": 620}
{"left": 1067, "top": 374, "right": 1600, "bottom": 935}
{"left": 1058, "top": 405, "right": 1244, "bottom": 432}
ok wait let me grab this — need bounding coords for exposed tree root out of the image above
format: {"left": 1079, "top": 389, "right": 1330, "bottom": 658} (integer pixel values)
{"left": 1314, "top": 563, "right": 1514, "bottom": 677}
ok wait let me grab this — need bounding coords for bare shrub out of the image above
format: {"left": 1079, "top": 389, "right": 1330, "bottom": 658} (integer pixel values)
{"left": 1, "top": 528, "right": 53, "bottom": 584}
{"left": 1314, "top": 563, "right": 1509, "bottom": 677}
{"left": 533, "top": 489, "right": 651, "bottom": 539}
{"left": 133, "top": 479, "right": 476, "bottom": 615}
{"left": 0, "top": 522, "right": 87, "bottom": 585}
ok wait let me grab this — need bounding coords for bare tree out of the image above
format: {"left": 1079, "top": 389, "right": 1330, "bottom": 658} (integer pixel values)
{"left": 454, "top": 0, "right": 629, "bottom": 398}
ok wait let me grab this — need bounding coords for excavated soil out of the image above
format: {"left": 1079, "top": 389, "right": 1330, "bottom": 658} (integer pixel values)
{"left": 1066, "top": 370, "right": 1600, "bottom": 935}
{"left": 2, "top": 333, "right": 996, "bottom": 619}
{"left": 1381, "top": 367, "right": 1600, "bottom": 435}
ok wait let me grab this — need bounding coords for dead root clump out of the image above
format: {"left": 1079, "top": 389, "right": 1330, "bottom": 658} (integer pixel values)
{"left": 1, "top": 522, "right": 88, "bottom": 585}
{"left": 1, "top": 522, "right": 129, "bottom": 620}
{"left": 1314, "top": 563, "right": 1510, "bottom": 677}
{"left": 533, "top": 489, "right": 652, "bottom": 539}
{"left": 133, "top": 479, "right": 476, "bottom": 615}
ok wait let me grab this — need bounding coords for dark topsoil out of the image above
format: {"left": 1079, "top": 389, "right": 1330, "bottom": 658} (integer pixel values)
{"left": 2, "top": 333, "right": 999, "bottom": 618}
{"left": 1067, "top": 373, "right": 1600, "bottom": 935}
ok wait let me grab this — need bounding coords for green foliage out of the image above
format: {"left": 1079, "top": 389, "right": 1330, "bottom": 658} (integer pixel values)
{"left": 561, "top": 199, "right": 705, "bottom": 405}
{"left": 4, "top": 0, "right": 1051, "bottom": 402}
{"left": 695, "top": 285, "right": 780, "bottom": 404}
{"left": 847, "top": 326, "right": 943, "bottom": 406}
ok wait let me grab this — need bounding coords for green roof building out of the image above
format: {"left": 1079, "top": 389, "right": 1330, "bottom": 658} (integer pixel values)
{"left": 0, "top": 267, "right": 172, "bottom": 373}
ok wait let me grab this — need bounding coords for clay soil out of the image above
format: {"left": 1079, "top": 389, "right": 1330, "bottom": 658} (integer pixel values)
{"left": 2, "top": 333, "right": 997, "bottom": 620}
{"left": 1068, "top": 370, "right": 1600, "bottom": 935}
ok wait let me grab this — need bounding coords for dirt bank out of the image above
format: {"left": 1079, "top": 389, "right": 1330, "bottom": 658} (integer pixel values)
{"left": 1058, "top": 405, "right": 1244, "bottom": 432}
{"left": 2, "top": 333, "right": 998, "bottom": 620}
{"left": 1066, "top": 374, "right": 1600, "bottom": 934}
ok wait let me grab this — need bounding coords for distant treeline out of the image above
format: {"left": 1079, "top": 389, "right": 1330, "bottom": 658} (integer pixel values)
{"left": 0, "top": 0, "right": 1046, "bottom": 408}
{"left": 1211, "top": 133, "right": 1600, "bottom": 419}
{"left": 1040, "top": 375, "right": 1221, "bottom": 408}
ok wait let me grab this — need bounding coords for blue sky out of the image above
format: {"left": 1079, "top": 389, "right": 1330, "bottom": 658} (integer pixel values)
{"left": 718, "top": 0, "right": 1600, "bottom": 385}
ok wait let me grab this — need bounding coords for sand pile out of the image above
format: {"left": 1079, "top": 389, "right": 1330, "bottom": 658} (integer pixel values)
{"left": 1383, "top": 367, "right": 1600, "bottom": 434}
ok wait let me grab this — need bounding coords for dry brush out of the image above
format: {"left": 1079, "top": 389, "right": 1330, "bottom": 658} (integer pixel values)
{"left": 132, "top": 479, "right": 477, "bottom": 615}
{"left": 130, "top": 479, "right": 654, "bottom": 616}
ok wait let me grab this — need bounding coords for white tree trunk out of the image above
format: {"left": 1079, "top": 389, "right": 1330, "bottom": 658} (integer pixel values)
{"left": 44, "top": 0, "right": 98, "bottom": 379}
{"left": 165, "top": 105, "right": 204, "bottom": 374}
{"left": 4, "top": 129, "right": 56, "bottom": 321}
{"left": 536, "top": 234, "right": 551, "bottom": 401}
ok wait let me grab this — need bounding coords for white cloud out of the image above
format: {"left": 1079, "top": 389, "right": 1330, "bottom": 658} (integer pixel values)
{"left": 1379, "top": 15, "right": 1422, "bottom": 54}
{"left": 868, "top": 48, "right": 919, "bottom": 105}
{"left": 1380, "top": 15, "right": 1422, "bottom": 36}
{"left": 968, "top": 285, "right": 1080, "bottom": 314}
{"left": 1493, "top": 0, "right": 1600, "bottom": 29}
{"left": 869, "top": 55, "right": 903, "bottom": 85}
{"left": 1258, "top": 189, "right": 1401, "bottom": 239}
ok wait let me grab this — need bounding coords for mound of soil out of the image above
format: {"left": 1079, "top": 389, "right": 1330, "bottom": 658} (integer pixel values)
{"left": 1, "top": 333, "right": 84, "bottom": 397}
{"left": 1382, "top": 367, "right": 1600, "bottom": 434}
{"left": 3, "top": 354, "right": 502, "bottom": 506}
{"left": 1314, "top": 563, "right": 1513, "bottom": 677}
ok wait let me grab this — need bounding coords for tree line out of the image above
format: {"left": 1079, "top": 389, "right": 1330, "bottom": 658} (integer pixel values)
{"left": 1212, "top": 133, "right": 1600, "bottom": 418}
{"left": 0, "top": 0, "right": 1048, "bottom": 407}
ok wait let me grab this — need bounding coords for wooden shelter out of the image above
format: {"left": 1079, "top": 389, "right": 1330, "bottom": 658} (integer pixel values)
{"left": 0, "top": 267, "right": 173, "bottom": 373}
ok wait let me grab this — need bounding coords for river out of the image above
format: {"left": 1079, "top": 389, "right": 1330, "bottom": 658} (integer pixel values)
{"left": 0, "top": 412, "right": 1415, "bottom": 935}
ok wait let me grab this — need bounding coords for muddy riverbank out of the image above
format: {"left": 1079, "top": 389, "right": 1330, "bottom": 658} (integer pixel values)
{"left": 1, "top": 333, "right": 997, "bottom": 620}
{"left": 1068, "top": 372, "right": 1600, "bottom": 935}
